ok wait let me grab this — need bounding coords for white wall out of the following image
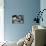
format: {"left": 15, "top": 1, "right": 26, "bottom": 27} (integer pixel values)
{"left": 0, "top": 0, "right": 4, "bottom": 42}
{"left": 40, "top": 0, "right": 46, "bottom": 27}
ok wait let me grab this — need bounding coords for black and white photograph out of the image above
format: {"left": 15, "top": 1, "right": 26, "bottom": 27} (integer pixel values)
{"left": 12, "top": 15, "right": 24, "bottom": 24}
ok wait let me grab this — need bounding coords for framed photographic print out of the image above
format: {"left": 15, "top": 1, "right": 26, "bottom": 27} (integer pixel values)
{"left": 12, "top": 15, "right": 24, "bottom": 24}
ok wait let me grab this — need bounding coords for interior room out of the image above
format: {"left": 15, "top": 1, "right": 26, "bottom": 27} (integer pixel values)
{"left": 0, "top": 0, "right": 46, "bottom": 46}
